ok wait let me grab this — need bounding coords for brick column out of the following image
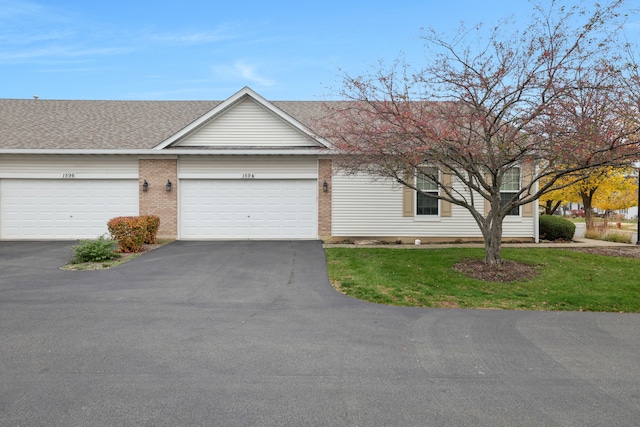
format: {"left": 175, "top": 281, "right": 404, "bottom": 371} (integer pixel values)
{"left": 318, "top": 159, "right": 332, "bottom": 241}
{"left": 139, "top": 158, "right": 178, "bottom": 238}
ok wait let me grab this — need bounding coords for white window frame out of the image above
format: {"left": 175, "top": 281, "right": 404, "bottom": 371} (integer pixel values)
{"left": 415, "top": 166, "right": 440, "bottom": 220}
{"left": 501, "top": 167, "right": 521, "bottom": 217}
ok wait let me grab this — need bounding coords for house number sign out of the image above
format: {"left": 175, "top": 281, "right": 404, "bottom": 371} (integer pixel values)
{"left": 62, "top": 173, "right": 76, "bottom": 178}
{"left": 242, "top": 173, "right": 255, "bottom": 179}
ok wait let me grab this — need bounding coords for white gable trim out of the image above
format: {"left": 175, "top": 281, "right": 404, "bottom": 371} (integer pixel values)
{"left": 153, "top": 87, "right": 332, "bottom": 150}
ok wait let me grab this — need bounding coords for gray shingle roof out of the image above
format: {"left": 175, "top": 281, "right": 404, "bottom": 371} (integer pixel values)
{"left": 0, "top": 98, "right": 332, "bottom": 150}
{"left": 272, "top": 101, "right": 327, "bottom": 130}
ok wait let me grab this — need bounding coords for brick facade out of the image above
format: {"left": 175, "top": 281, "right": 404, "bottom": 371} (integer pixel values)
{"left": 318, "top": 159, "right": 332, "bottom": 241}
{"left": 139, "top": 158, "right": 178, "bottom": 238}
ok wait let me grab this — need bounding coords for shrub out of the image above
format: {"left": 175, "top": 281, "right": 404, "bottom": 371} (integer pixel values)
{"left": 72, "top": 235, "right": 121, "bottom": 264}
{"left": 539, "top": 215, "right": 576, "bottom": 241}
{"left": 107, "top": 216, "right": 147, "bottom": 252}
{"left": 140, "top": 215, "right": 160, "bottom": 244}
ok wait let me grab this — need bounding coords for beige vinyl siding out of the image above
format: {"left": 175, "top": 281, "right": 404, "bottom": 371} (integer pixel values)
{"left": 179, "top": 156, "right": 318, "bottom": 179}
{"left": 175, "top": 98, "right": 318, "bottom": 148}
{"left": 332, "top": 173, "right": 535, "bottom": 238}
{"left": 0, "top": 155, "right": 138, "bottom": 179}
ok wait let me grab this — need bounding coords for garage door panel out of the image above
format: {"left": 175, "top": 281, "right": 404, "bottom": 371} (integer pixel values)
{"left": 181, "top": 179, "right": 317, "bottom": 239}
{"left": 1, "top": 179, "right": 138, "bottom": 239}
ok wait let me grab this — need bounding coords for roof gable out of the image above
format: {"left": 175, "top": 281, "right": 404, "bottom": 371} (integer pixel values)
{"left": 156, "top": 87, "right": 329, "bottom": 150}
{"left": 0, "top": 87, "right": 333, "bottom": 152}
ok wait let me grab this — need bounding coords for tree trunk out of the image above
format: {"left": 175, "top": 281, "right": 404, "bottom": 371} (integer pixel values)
{"left": 482, "top": 208, "right": 504, "bottom": 266}
{"left": 484, "top": 233, "right": 502, "bottom": 266}
{"left": 544, "top": 200, "right": 562, "bottom": 216}
{"left": 582, "top": 193, "right": 595, "bottom": 231}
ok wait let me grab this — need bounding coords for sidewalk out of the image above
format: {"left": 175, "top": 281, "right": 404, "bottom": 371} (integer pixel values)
{"left": 324, "top": 237, "right": 635, "bottom": 250}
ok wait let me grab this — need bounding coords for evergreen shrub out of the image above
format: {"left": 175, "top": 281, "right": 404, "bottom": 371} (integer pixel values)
{"left": 539, "top": 215, "right": 576, "bottom": 241}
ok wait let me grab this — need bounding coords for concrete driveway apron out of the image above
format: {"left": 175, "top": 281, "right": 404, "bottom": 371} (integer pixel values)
{"left": 1, "top": 240, "right": 639, "bottom": 426}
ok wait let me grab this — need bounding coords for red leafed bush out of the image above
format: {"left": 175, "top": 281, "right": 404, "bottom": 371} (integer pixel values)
{"left": 140, "top": 215, "right": 160, "bottom": 244}
{"left": 107, "top": 216, "right": 147, "bottom": 253}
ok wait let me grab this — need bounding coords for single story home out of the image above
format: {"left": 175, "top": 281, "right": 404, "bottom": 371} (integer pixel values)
{"left": 0, "top": 87, "right": 537, "bottom": 242}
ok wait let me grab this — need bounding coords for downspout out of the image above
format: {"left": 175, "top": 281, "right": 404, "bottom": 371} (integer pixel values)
{"left": 534, "top": 163, "right": 539, "bottom": 243}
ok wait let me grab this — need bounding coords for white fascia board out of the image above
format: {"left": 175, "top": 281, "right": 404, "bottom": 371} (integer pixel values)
{"left": 0, "top": 148, "right": 336, "bottom": 156}
{"left": 159, "top": 148, "right": 336, "bottom": 156}
{"left": 0, "top": 149, "right": 146, "bottom": 155}
{"left": 153, "top": 86, "right": 333, "bottom": 150}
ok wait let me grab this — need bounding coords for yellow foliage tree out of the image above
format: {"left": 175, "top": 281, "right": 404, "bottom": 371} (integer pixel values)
{"left": 592, "top": 170, "right": 637, "bottom": 213}
{"left": 539, "top": 175, "right": 582, "bottom": 215}
{"left": 540, "top": 167, "right": 636, "bottom": 230}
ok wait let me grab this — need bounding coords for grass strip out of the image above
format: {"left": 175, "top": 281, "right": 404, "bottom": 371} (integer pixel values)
{"left": 325, "top": 247, "right": 640, "bottom": 312}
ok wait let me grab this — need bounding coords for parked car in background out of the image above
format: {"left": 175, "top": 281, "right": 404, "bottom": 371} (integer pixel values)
{"left": 569, "top": 209, "right": 585, "bottom": 218}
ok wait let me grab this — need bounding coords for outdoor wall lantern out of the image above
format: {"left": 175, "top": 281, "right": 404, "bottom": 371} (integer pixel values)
{"left": 142, "top": 180, "right": 148, "bottom": 192}
{"left": 323, "top": 180, "right": 328, "bottom": 192}
{"left": 166, "top": 180, "right": 172, "bottom": 192}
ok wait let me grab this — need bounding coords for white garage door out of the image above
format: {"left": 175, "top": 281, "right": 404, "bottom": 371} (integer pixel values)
{"left": 1, "top": 179, "right": 139, "bottom": 239}
{"left": 181, "top": 179, "right": 317, "bottom": 239}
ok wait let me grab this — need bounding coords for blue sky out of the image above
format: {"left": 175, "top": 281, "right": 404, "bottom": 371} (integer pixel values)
{"left": 1, "top": 0, "right": 638, "bottom": 101}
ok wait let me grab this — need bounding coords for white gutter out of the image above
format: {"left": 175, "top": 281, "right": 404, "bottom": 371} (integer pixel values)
{"left": 0, "top": 148, "right": 335, "bottom": 156}
{"left": 534, "top": 197, "right": 540, "bottom": 243}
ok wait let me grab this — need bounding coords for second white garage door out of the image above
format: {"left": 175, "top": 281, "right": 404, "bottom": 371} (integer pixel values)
{"left": 181, "top": 179, "right": 317, "bottom": 239}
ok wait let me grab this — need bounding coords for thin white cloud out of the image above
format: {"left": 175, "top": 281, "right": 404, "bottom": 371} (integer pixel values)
{"left": 0, "top": 0, "right": 45, "bottom": 21}
{"left": 150, "top": 25, "right": 237, "bottom": 45}
{"left": 0, "top": 2, "right": 242, "bottom": 67}
{"left": 0, "top": 44, "right": 134, "bottom": 64}
{"left": 0, "top": 1, "right": 133, "bottom": 65}
{"left": 0, "top": 30, "right": 74, "bottom": 45}
{"left": 224, "top": 60, "right": 276, "bottom": 86}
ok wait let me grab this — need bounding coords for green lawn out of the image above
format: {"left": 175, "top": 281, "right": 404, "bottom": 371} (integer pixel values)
{"left": 325, "top": 247, "right": 640, "bottom": 312}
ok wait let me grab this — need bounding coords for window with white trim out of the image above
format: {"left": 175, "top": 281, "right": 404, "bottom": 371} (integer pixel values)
{"left": 501, "top": 167, "right": 520, "bottom": 216}
{"left": 416, "top": 166, "right": 439, "bottom": 216}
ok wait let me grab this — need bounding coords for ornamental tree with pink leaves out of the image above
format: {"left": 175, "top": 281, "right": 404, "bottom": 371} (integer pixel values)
{"left": 319, "top": 0, "right": 640, "bottom": 266}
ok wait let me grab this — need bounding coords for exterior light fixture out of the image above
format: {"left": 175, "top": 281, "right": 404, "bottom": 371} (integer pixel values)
{"left": 166, "top": 180, "right": 172, "bottom": 192}
{"left": 142, "top": 180, "right": 148, "bottom": 192}
{"left": 323, "top": 180, "right": 328, "bottom": 192}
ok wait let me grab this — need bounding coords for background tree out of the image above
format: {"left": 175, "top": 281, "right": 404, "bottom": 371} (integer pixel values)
{"left": 538, "top": 175, "right": 578, "bottom": 215}
{"left": 540, "top": 167, "right": 636, "bottom": 229}
{"left": 594, "top": 174, "right": 637, "bottom": 213}
{"left": 569, "top": 167, "right": 625, "bottom": 229}
{"left": 586, "top": 167, "right": 636, "bottom": 225}
{"left": 319, "top": 0, "right": 639, "bottom": 266}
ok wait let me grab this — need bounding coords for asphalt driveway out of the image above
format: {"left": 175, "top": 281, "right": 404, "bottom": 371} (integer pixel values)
{"left": 1, "top": 240, "right": 639, "bottom": 426}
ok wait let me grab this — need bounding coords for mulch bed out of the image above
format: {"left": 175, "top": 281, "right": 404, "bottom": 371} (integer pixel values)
{"left": 567, "top": 246, "right": 640, "bottom": 259}
{"left": 454, "top": 259, "right": 539, "bottom": 283}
